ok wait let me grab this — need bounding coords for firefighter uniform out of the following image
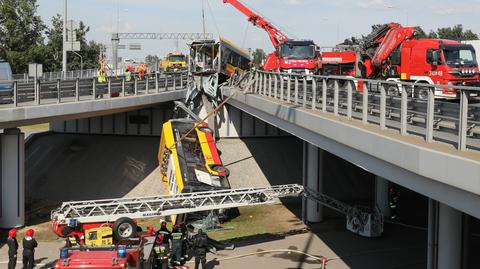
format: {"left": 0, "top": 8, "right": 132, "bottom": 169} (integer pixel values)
{"left": 22, "top": 229, "right": 38, "bottom": 269}
{"left": 7, "top": 229, "right": 18, "bottom": 269}
{"left": 171, "top": 226, "right": 184, "bottom": 265}
{"left": 193, "top": 230, "right": 208, "bottom": 269}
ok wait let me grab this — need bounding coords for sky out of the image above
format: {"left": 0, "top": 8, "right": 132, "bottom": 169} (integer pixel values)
{"left": 37, "top": 0, "right": 479, "bottom": 62}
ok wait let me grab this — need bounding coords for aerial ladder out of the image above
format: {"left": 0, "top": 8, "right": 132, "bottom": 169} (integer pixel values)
{"left": 223, "top": 0, "right": 321, "bottom": 74}
{"left": 51, "top": 184, "right": 382, "bottom": 238}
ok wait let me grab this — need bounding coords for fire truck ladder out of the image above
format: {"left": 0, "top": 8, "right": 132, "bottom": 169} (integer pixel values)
{"left": 51, "top": 184, "right": 304, "bottom": 224}
{"left": 304, "top": 188, "right": 384, "bottom": 237}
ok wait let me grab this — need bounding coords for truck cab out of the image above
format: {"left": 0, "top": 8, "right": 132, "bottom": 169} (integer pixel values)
{"left": 264, "top": 40, "right": 320, "bottom": 75}
{"left": 401, "top": 40, "right": 479, "bottom": 98}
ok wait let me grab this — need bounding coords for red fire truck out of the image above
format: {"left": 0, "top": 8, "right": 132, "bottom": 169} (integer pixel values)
{"left": 322, "top": 23, "right": 479, "bottom": 99}
{"left": 223, "top": 0, "right": 321, "bottom": 75}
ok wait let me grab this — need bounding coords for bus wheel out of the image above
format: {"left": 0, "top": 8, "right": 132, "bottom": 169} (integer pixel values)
{"left": 113, "top": 217, "right": 137, "bottom": 241}
{"left": 415, "top": 87, "right": 430, "bottom": 100}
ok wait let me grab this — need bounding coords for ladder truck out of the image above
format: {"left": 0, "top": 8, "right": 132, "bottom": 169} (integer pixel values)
{"left": 223, "top": 0, "right": 322, "bottom": 76}
{"left": 322, "top": 23, "right": 479, "bottom": 99}
{"left": 50, "top": 184, "right": 383, "bottom": 268}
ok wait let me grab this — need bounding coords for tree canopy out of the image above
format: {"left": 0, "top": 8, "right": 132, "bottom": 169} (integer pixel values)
{"left": 0, "top": 0, "right": 103, "bottom": 74}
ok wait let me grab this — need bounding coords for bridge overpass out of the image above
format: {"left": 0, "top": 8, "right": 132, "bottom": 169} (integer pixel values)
{"left": 0, "top": 72, "right": 188, "bottom": 228}
{"left": 224, "top": 70, "right": 480, "bottom": 269}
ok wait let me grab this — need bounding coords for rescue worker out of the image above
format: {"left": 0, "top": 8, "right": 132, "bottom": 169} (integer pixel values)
{"left": 66, "top": 234, "right": 78, "bottom": 247}
{"left": 7, "top": 228, "right": 18, "bottom": 269}
{"left": 193, "top": 229, "right": 209, "bottom": 269}
{"left": 96, "top": 66, "right": 107, "bottom": 98}
{"left": 179, "top": 222, "right": 189, "bottom": 261}
{"left": 125, "top": 68, "right": 132, "bottom": 82}
{"left": 170, "top": 225, "right": 185, "bottom": 265}
{"left": 22, "top": 229, "right": 38, "bottom": 269}
{"left": 153, "top": 234, "right": 168, "bottom": 269}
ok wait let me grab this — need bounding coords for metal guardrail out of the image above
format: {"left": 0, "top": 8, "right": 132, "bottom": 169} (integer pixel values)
{"left": 1, "top": 71, "right": 188, "bottom": 108}
{"left": 237, "top": 70, "right": 480, "bottom": 152}
{"left": 12, "top": 69, "right": 101, "bottom": 83}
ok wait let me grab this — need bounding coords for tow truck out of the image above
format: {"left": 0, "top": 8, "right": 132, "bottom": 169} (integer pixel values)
{"left": 223, "top": 0, "right": 321, "bottom": 75}
{"left": 322, "top": 23, "right": 479, "bottom": 99}
{"left": 161, "top": 53, "right": 188, "bottom": 72}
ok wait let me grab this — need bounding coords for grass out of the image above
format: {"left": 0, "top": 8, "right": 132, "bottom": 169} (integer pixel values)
{"left": 19, "top": 204, "right": 304, "bottom": 243}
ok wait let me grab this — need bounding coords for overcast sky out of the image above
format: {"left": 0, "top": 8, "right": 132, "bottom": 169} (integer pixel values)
{"left": 37, "top": 0, "right": 479, "bottom": 61}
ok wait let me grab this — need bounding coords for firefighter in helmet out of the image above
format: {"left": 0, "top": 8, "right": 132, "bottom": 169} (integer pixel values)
{"left": 7, "top": 228, "right": 18, "bottom": 269}
{"left": 22, "top": 229, "right": 38, "bottom": 269}
{"left": 193, "top": 229, "right": 209, "bottom": 269}
{"left": 171, "top": 225, "right": 185, "bottom": 265}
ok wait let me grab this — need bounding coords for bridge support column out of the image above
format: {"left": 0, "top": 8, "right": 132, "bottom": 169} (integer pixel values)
{"left": 0, "top": 128, "right": 25, "bottom": 228}
{"left": 375, "top": 176, "right": 391, "bottom": 218}
{"left": 302, "top": 142, "right": 323, "bottom": 223}
{"left": 427, "top": 200, "right": 464, "bottom": 269}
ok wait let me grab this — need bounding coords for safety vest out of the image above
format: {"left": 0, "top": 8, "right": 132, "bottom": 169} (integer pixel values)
{"left": 125, "top": 71, "right": 131, "bottom": 82}
{"left": 97, "top": 71, "right": 106, "bottom": 83}
{"left": 68, "top": 236, "right": 77, "bottom": 246}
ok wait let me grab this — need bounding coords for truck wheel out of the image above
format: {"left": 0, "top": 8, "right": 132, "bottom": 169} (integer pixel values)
{"left": 415, "top": 87, "right": 430, "bottom": 100}
{"left": 113, "top": 217, "right": 137, "bottom": 241}
{"left": 386, "top": 85, "right": 399, "bottom": 96}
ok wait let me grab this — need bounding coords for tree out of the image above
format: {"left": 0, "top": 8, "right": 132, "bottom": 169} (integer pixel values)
{"left": 44, "top": 14, "right": 104, "bottom": 72}
{"left": 433, "top": 24, "right": 478, "bottom": 41}
{"left": 252, "top": 48, "right": 266, "bottom": 67}
{"left": 0, "top": 0, "right": 46, "bottom": 73}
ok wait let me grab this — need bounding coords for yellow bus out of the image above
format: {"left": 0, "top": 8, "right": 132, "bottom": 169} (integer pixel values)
{"left": 158, "top": 119, "right": 230, "bottom": 223}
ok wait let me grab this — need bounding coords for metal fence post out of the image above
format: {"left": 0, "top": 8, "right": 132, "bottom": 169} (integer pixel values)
{"left": 165, "top": 75, "right": 169, "bottom": 91}
{"left": 400, "top": 84, "right": 408, "bottom": 135}
{"left": 426, "top": 87, "right": 435, "bottom": 142}
{"left": 173, "top": 74, "right": 177, "bottom": 90}
{"left": 13, "top": 81, "right": 18, "bottom": 107}
{"left": 274, "top": 74, "right": 278, "bottom": 99}
{"left": 347, "top": 80, "right": 353, "bottom": 120}
{"left": 155, "top": 73, "right": 159, "bottom": 93}
{"left": 268, "top": 74, "right": 272, "bottom": 97}
{"left": 380, "top": 83, "right": 386, "bottom": 129}
{"left": 322, "top": 79, "right": 327, "bottom": 112}
{"left": 458, "top": 90, "right": 469, "bottom": 151}
{"left": 311, "top": 78, "right": 317, "bottom": 110}
{"left": 180, "top": 73, "right": 184, "bottom": 89}
{"left": 333, "top": 80, "right": 339, "bottom": 116}
{"left": 362, "top": 82, "right": 369, "bottom": 123}
{"left": 34, "top": 79, "right": 39, "bottom": 105}
{"left": 107, "top": 77, "right": 112, "bottom": 97}
{"left": 57, "top": 79, "right": 61, "bottom": 103}
{"left": 134, "top": 76, "right": 138, "bottom": 95}
{"left": 280, "top": 74, "right": 284, "bottom": 100}
{"left": 146, "top": 76, "right": 150, "bottom": 94}
{"left": 302, "top": 77, "right": 307, "bottom": 108}
{"left": 294, "top": 76, "right": 299, "bottom": 105}
{"left": 92, "top": 78, "right": 96, "bottom": 99}
{"left": 263, "top": 73, "right": 268, "bottom": 95}
{"left": 121, "top": 77, "right": 125, "bottom": 96}
{"left": 287, "top": 75, "right": 291, "bottom": 103}
{"left": 75, "top": 78, "right": 80, "bottom": 102}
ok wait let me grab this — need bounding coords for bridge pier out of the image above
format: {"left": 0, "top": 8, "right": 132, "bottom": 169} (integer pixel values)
{"left": 0, "top": 128, "right": 25, "bottom": 228}
{"left": 375, "top": 176, "right": 391, "bottom": 218}
{"left": 428, "top": 200, "right": 466, "bottom": 269}
{"left": 302, "top": 142, "right": 323, "bottom": 223}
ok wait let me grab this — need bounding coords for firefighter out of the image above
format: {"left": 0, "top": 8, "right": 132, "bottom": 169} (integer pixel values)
{"left": 193, "top": 229, "right": 208, "bottom": 269}
{"left": 179, "top": 222, "right": 189, "bottom": 261}
{"left": 153, "top": 234, "right": 168, "bottom": 269}
{"left": 125, "top": 68, "right": 132, "bottom": 82}
{"left": 171, "top": 225, "right": 185, "bottom": 265}
{"left": 7, "top": 228, "right": 18, "bottom": 269}
{"left": 66, "top": 235, "right": 78, "bottom": 247}
{"left": 22, "top": 229, "right": 38, "bottom": 269}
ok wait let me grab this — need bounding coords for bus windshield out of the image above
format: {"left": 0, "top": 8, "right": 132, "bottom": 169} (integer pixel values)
{"left": 280, "top": 43, "right": 315, "bottom": 59}
{"left": 0, "top": 62, "right": 12, "bottom": 81}
{"left": 443, "top": 45, "right": 477, "bottom": 67}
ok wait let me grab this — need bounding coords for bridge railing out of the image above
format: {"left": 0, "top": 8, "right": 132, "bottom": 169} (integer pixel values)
{"left": 239, "top": 70, "right": 480, "bottom": 152}
{"left": 1, "top": 71, "right": 188, "bottom": 108}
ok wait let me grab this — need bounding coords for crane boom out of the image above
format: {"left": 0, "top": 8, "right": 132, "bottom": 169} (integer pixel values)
{"left": 223, "top": 0, "right": 288, "bottom": 48}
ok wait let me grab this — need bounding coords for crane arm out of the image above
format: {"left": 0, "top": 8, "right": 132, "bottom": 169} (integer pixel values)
{"left": 223, "top": 0, "right": 289, "bottom": 48}
{"left": 372, "top": 26, "right": 416, "bottom": 68}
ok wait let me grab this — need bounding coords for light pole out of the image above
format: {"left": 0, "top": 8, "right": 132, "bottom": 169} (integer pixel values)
{"left": 62, "top": 0, "right": 68, "bottom": 77}
{"left": 387, "top": 5, "right": 409, "bottom": 25}
{"left": 72, "top": 51, "right": 83, "bottom": 78}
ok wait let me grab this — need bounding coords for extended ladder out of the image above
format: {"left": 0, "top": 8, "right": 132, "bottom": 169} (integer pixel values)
{"left": 51, "top": 184, "right": 304, "bottom": 224}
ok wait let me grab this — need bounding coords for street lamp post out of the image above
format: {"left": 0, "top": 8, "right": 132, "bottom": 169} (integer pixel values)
{"left": 62, "top": 0, "right": 68, "bottom": 78}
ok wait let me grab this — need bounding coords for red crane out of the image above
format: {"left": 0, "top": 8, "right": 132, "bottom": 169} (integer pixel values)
{"left": 223, "top": 0, "right": 321, "bottom": 74}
